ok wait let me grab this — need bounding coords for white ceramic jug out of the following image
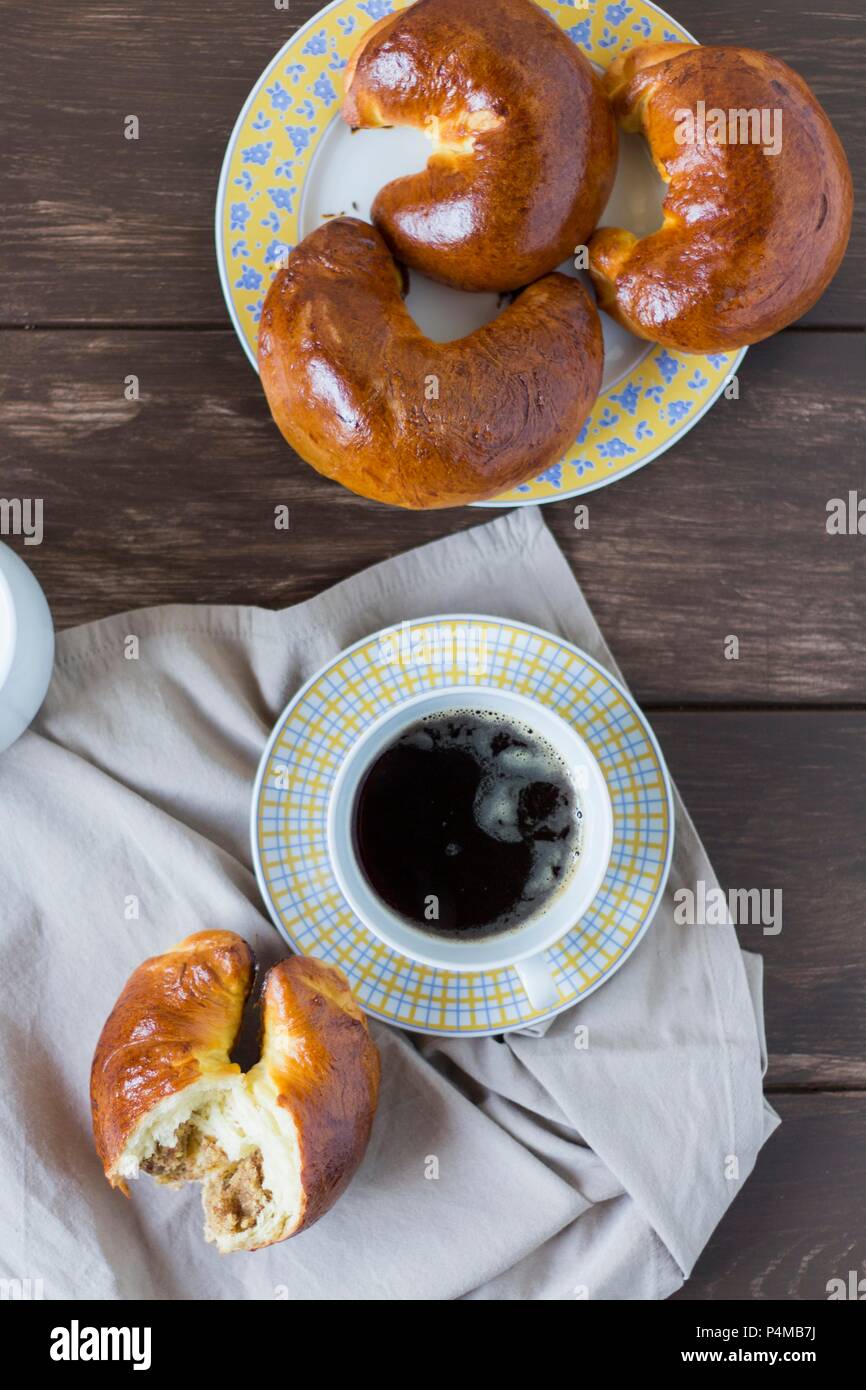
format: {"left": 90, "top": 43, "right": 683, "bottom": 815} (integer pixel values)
{"left": 0, "top": 543, "right": 55, "bottom": 754}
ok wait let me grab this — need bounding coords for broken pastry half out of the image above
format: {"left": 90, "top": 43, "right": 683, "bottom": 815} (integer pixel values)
{"left": 90, "top": 930, "right": 380, "bottom": 1253}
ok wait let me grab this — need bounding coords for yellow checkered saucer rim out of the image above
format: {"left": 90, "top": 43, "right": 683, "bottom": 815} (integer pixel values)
{"left": 251, "top": 615, "right": 675, "bottom": 1036}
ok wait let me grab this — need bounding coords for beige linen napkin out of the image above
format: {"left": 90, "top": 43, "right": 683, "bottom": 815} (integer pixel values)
{"left": 0, "top": 508, "right": 778, "bottom": 1300}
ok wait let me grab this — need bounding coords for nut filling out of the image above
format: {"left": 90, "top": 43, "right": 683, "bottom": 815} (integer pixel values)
{"left": 141, "top": 1124, "right": 274, "bottom": 1241}
{"left": 140, "top": 1121, "right": 225, "bottom": 1185}
{"left": 204, "top": 1151, "right": 272, "bottom": 1236}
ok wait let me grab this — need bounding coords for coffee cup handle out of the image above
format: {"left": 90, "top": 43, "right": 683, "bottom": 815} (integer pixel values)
{"left": 516, "top": 953, "right": 561, "bottom": 1013}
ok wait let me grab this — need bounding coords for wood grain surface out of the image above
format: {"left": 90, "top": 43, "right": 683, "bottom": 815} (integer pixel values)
{"left": 3, "top": 328, "right": 865, "bottom": 703}
{"left": 673, "top": 1094, "right": 866, "bottom": 1300}
{"left": 653, "top": 713, "right": 866, "bottom": 1091}
{"left": 0, "top": 0, "right": 863, "bottom": 1303}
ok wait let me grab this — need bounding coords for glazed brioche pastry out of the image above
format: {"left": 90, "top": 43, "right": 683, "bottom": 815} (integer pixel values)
{"left": 342, "top": 0, "right": 617, "bottom": 291}
{"left": 90, "top": 931, "right": 380, "bottom": 1253}
{"left": 588, "top": 44, "right": 853, "bottom": 352}
{"left": 258, "top": 217, "right": 604, "bottom": 509}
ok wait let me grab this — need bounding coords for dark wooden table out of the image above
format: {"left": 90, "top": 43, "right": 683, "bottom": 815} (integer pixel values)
{"left": 2, "top": 0, "right": 864, "bottom": 1300}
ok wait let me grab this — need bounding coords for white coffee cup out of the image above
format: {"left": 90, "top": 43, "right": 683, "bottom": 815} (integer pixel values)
{"left": 0, "top": 543, "right": 55, "bottom": 755}
{"left": 328, "top": 685, "right": 613, "bottom": 1013}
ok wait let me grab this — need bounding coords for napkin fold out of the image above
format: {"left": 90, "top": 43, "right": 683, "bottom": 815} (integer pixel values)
{"left": 0, "top": 507, "right": 777, "bottom": 1300}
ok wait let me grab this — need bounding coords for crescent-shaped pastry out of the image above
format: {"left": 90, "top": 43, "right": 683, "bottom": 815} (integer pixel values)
{"left": 257, "top": 217, "right": 604, "bottom": 508}
{"left": 588, "top": 44, "right": 853, "bottom": 352}
{"left": 342, "top": 0, "right": 618, "bottom": 292}
{"left": 90, "top": 931, "right": 380, "bottom": 1253}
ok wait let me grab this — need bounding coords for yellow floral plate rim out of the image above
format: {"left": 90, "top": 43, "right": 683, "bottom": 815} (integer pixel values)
{"left": 215, "top": 0, "right": 746, "bottom": 505}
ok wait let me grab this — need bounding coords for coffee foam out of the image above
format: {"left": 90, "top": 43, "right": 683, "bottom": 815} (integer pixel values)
{"left": 415, "top": 708, "right": 583, "bottom": 935}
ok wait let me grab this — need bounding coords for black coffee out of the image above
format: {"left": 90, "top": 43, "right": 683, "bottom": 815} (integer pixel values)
{"left": 353, "top": 710, "right": 581, "bottom": 940}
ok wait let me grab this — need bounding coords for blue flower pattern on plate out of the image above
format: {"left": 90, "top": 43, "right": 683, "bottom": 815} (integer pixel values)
{"left": 358, "top": 0, "right": 394, "bottom": 18}
{"left": 609, "top": 381, "right": 640, "bottom": 415}
{"left": 537, "top": 463, "right": 563, "bottom": 488}
{"left": 242, "top": 142, "right": 273, "bottom": 166}
{"left": 285, "top": 126, "right": 314, "bottom": 155}
{"left": 566, "top": 19, "right": 592, "bottom": 48}
{"left": 268, "top": 186, "right": 295, "bottom": 213}
{"left": 267, "top": 81, "right": 292, "bottom": 111}
{"left": 235, "top": 264, "right": 263, "bottom": 291}
{"left": 311, "top": 74, "right": 337, "bottom": 105}
{"left": 302, "top": 29, "right": 328, "bottom": 56}
{"left": 655, "top": 349, "right": 680, "bottom": 383}
{"left": 264, "top": 239, "right": 292, "bottom": 265}
{"left": 599, "top": 438, "right": 637, "bottom": 461}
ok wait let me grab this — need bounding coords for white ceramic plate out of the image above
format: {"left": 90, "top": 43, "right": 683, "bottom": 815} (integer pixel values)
{"left": 216, "top": 0, "right": 746, "bottom": 506}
